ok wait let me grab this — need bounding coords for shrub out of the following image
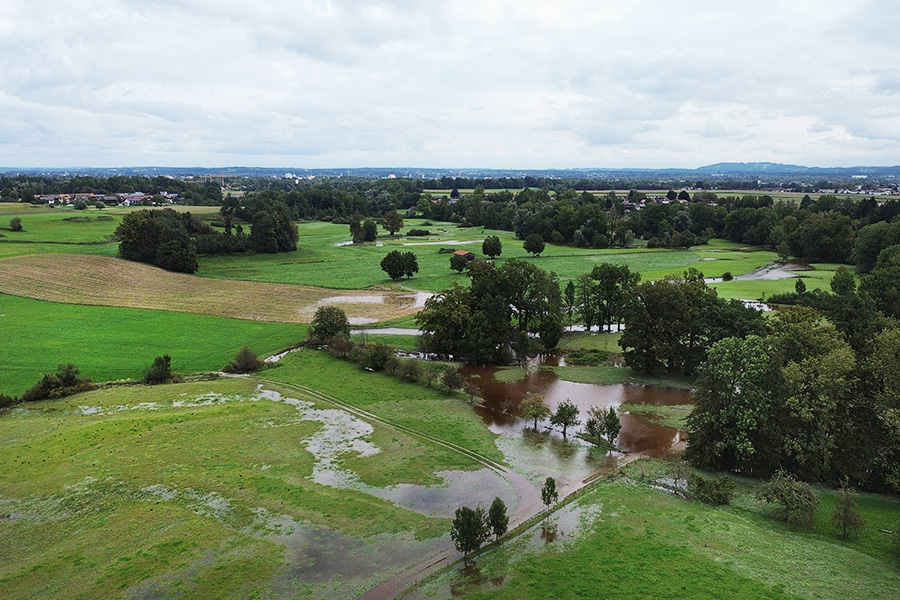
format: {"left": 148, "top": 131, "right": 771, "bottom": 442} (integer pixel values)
{"left": 223, "top": 346, "right": 265, "bottom": 373}
{"left": 0, "top": 394, "right": 18, "bottom": 408}
{"left": 407, "top": 228, "right": 431, "bottom": 236}
{"left": 722, "top": 271, "right": 733, "bottom": 281}
{"left": 760, "top": 470, "right": 818, "bottom": 526}
{"left": 145, "top": 355, "right": 173, "bottom": 384}
{"left": 21, "top": 363, "right": 94, "bottom": 402}
{"left": 95, "top": 201, "right": 106, "bottom": 210}
{"left": 74, "top": 198, "right": 88, "bottom": 210}
{"left": 690, "top": 473, "right": 734, "bottom": 505}
{"left": 356, "top": 343, "right": 395, "bottom": 372}
{"left": 395, "top": 359, "right": 423, "bottom": 382}
{"left": 9, "top": 217, "right": 22, "bottom": 231}
{"left": 832, "top": 478, "right": 864, "bottom": 539}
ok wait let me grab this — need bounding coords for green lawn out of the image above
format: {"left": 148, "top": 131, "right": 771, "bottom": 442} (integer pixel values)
{"left": 418, "top": 459, "right": 900, "bottom": 600}
{"left": 0, "top": 293, "right": 303, "bottom": 397}
{"left": 0, "top": 378, "right": 457, "bottom": 599}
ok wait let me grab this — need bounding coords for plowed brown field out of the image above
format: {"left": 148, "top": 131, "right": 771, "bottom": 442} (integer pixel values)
{"left": 0, "top": 253, "right": 422, "bottom": 324}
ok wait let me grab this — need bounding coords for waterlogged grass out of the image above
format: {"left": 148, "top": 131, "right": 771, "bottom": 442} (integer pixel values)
{"left": 263, "top": 349, "right": 505, "bottom": 465}
{"left": 619, "top": 403, "right": 694, "bottom": 430}
{"left": 710, "top": 263, "right": 846, "bottom": 301}
{"left": 0, "top": 293, "right": 302, "bottom": 397}
{"left": 424, "top": 460, "right": 900, "bottom": 600}
{"left": 0, "top": 378, "right": 455, "bottom": 599}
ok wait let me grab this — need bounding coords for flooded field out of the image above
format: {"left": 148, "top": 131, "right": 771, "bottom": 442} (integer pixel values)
{"left": 460, "top": 357, "right": 692, "bottom": 493}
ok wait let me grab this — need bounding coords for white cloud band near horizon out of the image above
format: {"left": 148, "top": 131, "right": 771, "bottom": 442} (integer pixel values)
{"left": 1, "top": 0, "right": 898, "bottom": 169}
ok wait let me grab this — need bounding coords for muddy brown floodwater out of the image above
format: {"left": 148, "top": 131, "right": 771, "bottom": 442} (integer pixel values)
{"left": 459, "top": 355, "right": 692, "bottom": 493}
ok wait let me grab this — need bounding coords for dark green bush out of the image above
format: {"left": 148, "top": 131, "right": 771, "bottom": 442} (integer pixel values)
{"left": 690, "top": 473, "right": 734, "bottom": 505}
{"left": 21, "top": 363, "right": 94, "bottom": 402}
{"left": 223, "top": 346, "right": 265, "bottom": 373}
{"left": 145, "top": 355, "right": 173, "bottom": 384}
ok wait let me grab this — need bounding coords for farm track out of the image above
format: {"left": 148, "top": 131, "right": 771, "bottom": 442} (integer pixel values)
{"left": 0, "top": 253, "right": 422, "bottom": 323}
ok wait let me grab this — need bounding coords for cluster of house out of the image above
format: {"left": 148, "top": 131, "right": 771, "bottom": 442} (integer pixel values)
{"left": 38, "top": 191, "right": 180, "bottom": 206}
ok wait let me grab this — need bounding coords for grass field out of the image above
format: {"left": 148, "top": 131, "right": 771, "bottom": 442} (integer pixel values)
{"left": 0, "top": 293, "right": 303, "bottom": 397}
{"left": 0, "top": 254, "right": 425, "bottom": 324}
{"left": 198, "top": 221, "right": 778, "bottom": 292}
{"left": 263, "top": 349, "right": 505, "bottom": 465}
{"left": 0, "top": 377, "right": 472, "bottom": 599}
{"left": 415, "top": 459, "right": 900, "bottom": 600}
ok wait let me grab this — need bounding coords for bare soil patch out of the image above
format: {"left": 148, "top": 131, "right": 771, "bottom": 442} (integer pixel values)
{"left": 0, "top": 253, "right": 422, "bottom": 323}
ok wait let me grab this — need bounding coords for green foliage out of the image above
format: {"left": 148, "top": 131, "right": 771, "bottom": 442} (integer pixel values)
{"left": 355, "top": 343, "right": 396, "bottom": 373}
{"left": 440, "top": 366, "right": 464, "bottom": 394}
{"left": 394, "top": 358, "right": 422, "bottom": 382}
{"left": 74, "top": 198, "right": 88, "bottom": 210}
{"left": 686, "top": 335, "right": 774, "bottom": 473}
{"left": 449, "top": 252, "right": 469, "bottom": 272}
{"left": 309, "top": 305, "right": 350, "bottom": 343}
{"left": 795, "top": 277, "right": 807, "bottom": 294}
{"left": 482, "top": 235, "right": 502, "bottom": 258}
{"left": 619, "top": 270, "right": 767, "bottom": 375}
{"left": 833, "top": 478, "right": 864, "bottom": 539}
{"left": 550, "top": 400, "right": 580, "bottom": 438}
{"left": 584, "top": 405, "right": 620, "bottom": 448}
{"left": 830, "top": 265, "right": 856, "bottom": 296}
{"left": 0, "top": 393, "right": 16, "bottom": 408}
{"left": 540, "top": 477, "right": 558, "bottom": 508}
{"left": 689, "top": 473, "right": 734, "bottom": 505}
{"left": 450, "top": 505, "right": 490, "bottom": 560}
{"left": 523, "top": 233, "right": 545, "bottom": 256}
{"left": 116, "top": 209, "right": 198, "bottom": 273}
{"left": 519, "top": 393, "right": 551, "bottom": 430}
{"left": 576, "top": 263, "right": 641, "bottom": 331}
{"left": 760, "top": 470, "right": 819, "bottom": 526}
{"left": 20, "top": 363, "right": 94, "bottom": 402}
{"left": 223, "top": 346, "right": 265, "bottom": 373}
{"left": 9, "top": 216, "right": 22, "bottom": 231}
{"left": 488, "top": 497, "right": 509, "bottom": 540}
{"left": 144, "top": 355, "right": 174, "bottom": 385}
{"left": 381, "top": 210, "right": 403, "bottom": 235}
{"left": 249, "top": 203, "right": 298, "bottom": 253}
{"left": 380, "top": 249, "right": 419, "bottom": 280}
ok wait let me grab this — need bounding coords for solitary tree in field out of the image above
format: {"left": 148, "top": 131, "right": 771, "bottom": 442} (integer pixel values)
{"left": 381, "top": 211, "right": 404, "bottom": 236}
{"left": 550, "top": 400, "right": 580, "bottom": 438}
{"left": 381, "top": 250, "right": 418, "bottom": 280}
{"left": 9, "top": 217, "right": 22, "bottom": 231}
{"left": 450, "top": 505, "right": 490, "bottom": 564}
{"left": 482, "top": 235, "right": 502, "bottom": 259}
{"left": 441, "top": 367, "right": 465, "bottom": 394}
{"left": 223, "top": 346, "right": 265, "bottom": 373}
{"left": 523, "top": 233, "right": 545, "bottom": 257}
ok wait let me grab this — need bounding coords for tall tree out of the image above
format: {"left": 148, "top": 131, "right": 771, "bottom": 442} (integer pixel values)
{"left": 482, "top": 235, "right": 502, "bottom": 259}
{"left": 487, "top": 497, "right": 509, "bottom": 540}
{"left": 550, "top": 400, "right": 580, "bottom": 439}
{"left": 541, "top": 477, "right": 558, "bottom": 509}
{"left": 523, "top": 233, "right": 545, "bottom": 256}
{"left": 450, "top": 505, "right": 490, "bottom": 563}
{"left": 520, "top": 393, "right": 551, "bottom": 430}
{"left": 381, "top": 210, "right": 403, "bottom": 236}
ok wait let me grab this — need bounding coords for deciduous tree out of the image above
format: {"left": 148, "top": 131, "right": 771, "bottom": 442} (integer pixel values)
{"left": 550, "top": 400, "right": 580, "bottom": 439}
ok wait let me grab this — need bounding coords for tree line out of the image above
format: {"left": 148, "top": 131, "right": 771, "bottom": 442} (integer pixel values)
{"left": 685, "top": 269, "right": 900, "bottom": 493}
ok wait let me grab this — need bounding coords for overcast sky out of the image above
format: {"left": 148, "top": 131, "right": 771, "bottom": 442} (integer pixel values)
{"left": 1, "top": 0, "right": 898, "bottom": 169}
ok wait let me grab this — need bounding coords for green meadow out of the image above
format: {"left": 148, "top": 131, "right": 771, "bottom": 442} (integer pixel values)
{"left": 416, "top": 459, "right": 900, "bottom": 600}
{"left": 0, "top": 293, "right": 302, "bottom": 397}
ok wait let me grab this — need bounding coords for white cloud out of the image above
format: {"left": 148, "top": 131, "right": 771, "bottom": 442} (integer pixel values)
{"left": 0, "top": 0, "right": 898, "bottom": 168}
